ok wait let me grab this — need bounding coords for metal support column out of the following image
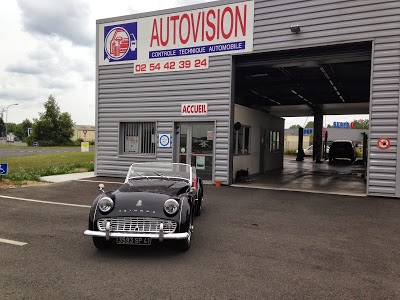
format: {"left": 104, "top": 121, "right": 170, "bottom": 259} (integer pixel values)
{"left": 313, "top": 109, "right": 323, "bottom": 163}
{"left": 296, "top": 127, "right": 305, "bottom": 161}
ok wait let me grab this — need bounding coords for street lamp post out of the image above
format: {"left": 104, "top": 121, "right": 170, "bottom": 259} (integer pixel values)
{"left": 5, "top": 104, "right": 18, "bottom": 143}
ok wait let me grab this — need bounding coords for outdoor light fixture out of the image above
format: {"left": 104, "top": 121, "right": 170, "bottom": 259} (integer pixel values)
{"left": 290, "top": 25, "right": 301, "bottom": 33}
{"left": 5, "top": 103, "right": 18, "bottom": 143}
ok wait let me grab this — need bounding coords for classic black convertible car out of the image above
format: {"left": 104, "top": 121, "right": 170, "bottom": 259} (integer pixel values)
{"left": 84, "top": 162, "right": 203, "bottom": 251}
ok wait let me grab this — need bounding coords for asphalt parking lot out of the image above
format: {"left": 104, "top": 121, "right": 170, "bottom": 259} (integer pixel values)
{"left": 0, "top": 179, "right": 399, "bottom": 299}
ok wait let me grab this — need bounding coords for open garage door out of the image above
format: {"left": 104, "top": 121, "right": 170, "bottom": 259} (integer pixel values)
{"left": 232, "top": 42, "right": 371, "bottom": 196}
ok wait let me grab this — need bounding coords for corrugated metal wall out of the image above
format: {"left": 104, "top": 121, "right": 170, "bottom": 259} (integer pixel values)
{"left": 251, "top": 0, "right": 400, "bottom": 197}
{"left": 96, "top": 0, "right": 400, "bottom": 196}
{"left": 97, "top": 56, "right": 232, "bottom": 182}
{"left": 369, "top": 39, "right": 400, "bottom": 196}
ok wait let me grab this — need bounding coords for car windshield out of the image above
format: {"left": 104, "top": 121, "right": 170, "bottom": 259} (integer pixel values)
{"left": 332, "top": 142, "right": 352, "bottom": 150}
{"left": 125, "top": 162, "right": 191, "bottom": 182}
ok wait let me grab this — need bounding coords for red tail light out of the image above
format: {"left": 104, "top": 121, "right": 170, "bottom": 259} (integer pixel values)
{"left": 192, "top": 178, "right": 197, "bottom": 188}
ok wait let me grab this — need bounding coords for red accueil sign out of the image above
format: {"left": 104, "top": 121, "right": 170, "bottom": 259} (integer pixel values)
{"left": 181, "top": 103, "right": 208, "bottom": 116}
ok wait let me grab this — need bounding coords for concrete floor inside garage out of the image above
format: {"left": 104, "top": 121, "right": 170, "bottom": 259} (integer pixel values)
{"left": 232, "top": 156, "right": 367, "bottom": 196}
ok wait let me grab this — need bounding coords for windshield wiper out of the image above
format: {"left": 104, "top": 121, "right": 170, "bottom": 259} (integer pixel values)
{"left": 153, "top": 172, "right": 170, "bottom": 179}
{"left": 128, "top": 171, "right": 149, "bottom": 180}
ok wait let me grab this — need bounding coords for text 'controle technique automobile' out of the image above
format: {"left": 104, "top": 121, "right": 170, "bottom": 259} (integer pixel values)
{"left": 84, "top": 162, "right": 203, "bottom": 251}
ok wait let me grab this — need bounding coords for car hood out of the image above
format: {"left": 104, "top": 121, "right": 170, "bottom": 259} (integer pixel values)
{"left": 93, "top": 180, "right": 191, "bottom": 224}
{"left": 98, "top": 180, "right": 188, "bottom": 219}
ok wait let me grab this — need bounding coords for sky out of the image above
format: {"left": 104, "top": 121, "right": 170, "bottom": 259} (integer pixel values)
{"left": 0, "top": 0, "right": 368, "bottom": 128}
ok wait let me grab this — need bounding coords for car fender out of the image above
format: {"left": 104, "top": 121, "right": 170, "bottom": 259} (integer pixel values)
{"left": 88, "top": 192, "right": 111, "bottom": 230}
{"left": 178, "top": 195, "right": 194, "bottom": 233}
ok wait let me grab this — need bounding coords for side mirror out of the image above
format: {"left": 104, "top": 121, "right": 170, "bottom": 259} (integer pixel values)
{"left": 98, "top": 183, "right": 105, "bottom": 192}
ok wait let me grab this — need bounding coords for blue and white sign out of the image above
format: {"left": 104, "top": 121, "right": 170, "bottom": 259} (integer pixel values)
{"left": 303, "top": 128, "right": 313, "bottom": 135}
{"left": 33, "top": 141, "right": 39, "bottom": 147}
{"left": 333, "top": 122, "right": 354, "bottom": 128}
{"left": 0, "top": 163, "right": 8, "bottom": 175}
{"left": 103, "top": 22, "right": 138, "bottom": 64}
{"left": 158, "top": 134, "right": 171, "bottom": 148}
{"left": 99, "top": 1, "right": 254, "bottom": 66}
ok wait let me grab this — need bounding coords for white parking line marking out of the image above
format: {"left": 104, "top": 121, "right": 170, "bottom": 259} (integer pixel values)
{"left": 77, "top": 179, "right": 124, "bottom": 184}
{"left": 0, "top": 195, "right": 90, "bottom": 208}
{"left": 0, "top": 238, "right": 27, "bottom": 246}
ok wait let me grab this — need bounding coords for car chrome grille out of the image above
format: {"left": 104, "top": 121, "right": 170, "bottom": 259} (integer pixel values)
{"left": 97, "top": 217, "right": 177, "bottom": 234}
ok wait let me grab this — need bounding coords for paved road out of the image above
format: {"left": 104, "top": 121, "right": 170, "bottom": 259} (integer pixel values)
{"left": 0, "top": 147, "right": 93, "bottom": 158}
{"left": 0, "top": 180, "right": 399, "bottom": 299}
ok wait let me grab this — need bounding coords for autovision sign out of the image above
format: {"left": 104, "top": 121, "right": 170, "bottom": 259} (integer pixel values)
{"left": 99, "top": 1, "right": 254, "bottom": 66}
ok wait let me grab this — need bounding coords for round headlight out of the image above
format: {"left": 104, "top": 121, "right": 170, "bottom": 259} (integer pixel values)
{"left": 164, "top": 199, "right": 179, "bottom": 215}
{"left": 98, "top": 197, "right": 114, "bottom": 213}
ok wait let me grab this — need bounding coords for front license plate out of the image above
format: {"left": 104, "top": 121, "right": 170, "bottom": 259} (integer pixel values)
{"left": 116, "top": 237, "right": 152, "bottom": 246}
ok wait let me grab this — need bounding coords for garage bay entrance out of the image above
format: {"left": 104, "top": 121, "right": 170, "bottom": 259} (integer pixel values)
{"left": 175, "top": 122, "right": 215, "bottom": 181}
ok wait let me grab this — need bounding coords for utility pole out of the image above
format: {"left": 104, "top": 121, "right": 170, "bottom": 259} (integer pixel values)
{"left": 5, "top": 104, "right": 18, "bottom": 143}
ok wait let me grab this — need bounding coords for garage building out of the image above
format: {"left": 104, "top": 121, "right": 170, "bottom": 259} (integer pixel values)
{"left": 95, "top": 0, "right": 400, "bottom": 198}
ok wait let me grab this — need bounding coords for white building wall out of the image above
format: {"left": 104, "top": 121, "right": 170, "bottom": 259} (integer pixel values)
{"left": 233, "top": 104, "right": 284, "bottom": 178}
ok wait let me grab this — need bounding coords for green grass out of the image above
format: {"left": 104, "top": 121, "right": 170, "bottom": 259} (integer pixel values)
{"left": 0, "top": 144, "right": 82, "bottom": 149}
{"left": 0, "top": 152, "right": 94, "bottom": 182}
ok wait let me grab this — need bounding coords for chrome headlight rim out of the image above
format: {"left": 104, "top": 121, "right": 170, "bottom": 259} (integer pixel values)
{"left": 98, "top": 196, "right": 114, "bottom": 213}
{"left": 164, "top": 198, "right": 180, "bottom": 215}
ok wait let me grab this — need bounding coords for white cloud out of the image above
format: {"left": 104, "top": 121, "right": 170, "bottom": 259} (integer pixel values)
{"left": 17, "top": 0, "right": 93, "bottom": 46}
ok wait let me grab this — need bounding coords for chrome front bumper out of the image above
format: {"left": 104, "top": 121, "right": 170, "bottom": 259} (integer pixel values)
{"left": 84, "top": 220, "right": 188, "bottom": 242}
{"left": 84, "top": 230, "right": 188, "bottom": 241}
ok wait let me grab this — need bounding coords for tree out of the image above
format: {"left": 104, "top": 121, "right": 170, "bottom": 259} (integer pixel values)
{"left": 0, "top": 117, "right": 4, "bottom": 138}
{"left": 6, "top": 123, "right": 17, "bottom": 134}
{"left": 289, "top": 124, "right": 301, "bottom": 129}
{"left": 30, "top": 95, "right": 74, "bottom": 146}
{"left": 305, "top": 121, "right": 314, "bottom": 128}
{"left": 15, "top": 119, "right": 33, "bottom": 142}
{"left": 353, "top": 119, "right": 369, "bottom": 129}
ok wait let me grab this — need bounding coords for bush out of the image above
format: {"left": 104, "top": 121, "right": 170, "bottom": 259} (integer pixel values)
{"left": 285, "top": 149, "right": 297, "bottom": 155}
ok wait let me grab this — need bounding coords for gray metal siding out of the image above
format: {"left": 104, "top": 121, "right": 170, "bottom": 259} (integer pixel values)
{"left": 96, "top": 0, "right": 400, "bottom": 196}
{"left": 252, "top": 0, "right": 400, "bottom": 197}
{"left": 97, "top": 56, "right": 232, "bottom": 182}
{"left": 369, "top": 39, "right": 400, "bottom": 196}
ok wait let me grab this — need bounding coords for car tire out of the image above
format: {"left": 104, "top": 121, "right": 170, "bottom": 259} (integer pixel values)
{"left": 195, "top": 200, "right": 202, "bottom": 216}
{"left": 92, "top": 237, "right": 112, "bottom": 249}
{"left": 195, "top": 192, "right": 203, "bottom": 217}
